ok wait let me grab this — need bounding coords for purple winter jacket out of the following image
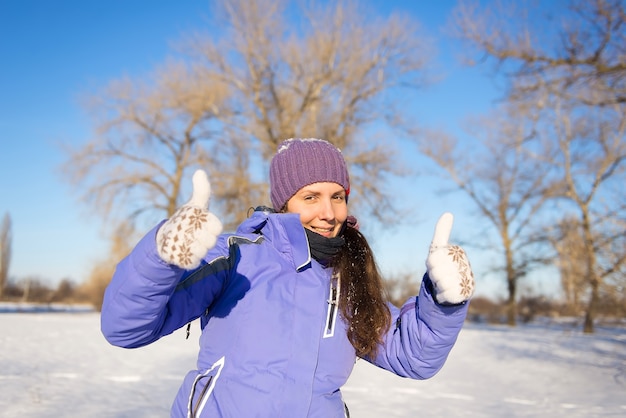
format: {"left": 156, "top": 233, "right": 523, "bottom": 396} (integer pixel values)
{"left": 101, "top": 211, "right": 468, "bottom": 417}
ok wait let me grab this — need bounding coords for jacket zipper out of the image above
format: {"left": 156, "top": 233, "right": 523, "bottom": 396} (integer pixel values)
{"left": 187, "top": 356, "right": 225, "bottom": 418}
{"left": 192, "top": 376, "right": 213, "bottom": 417}
{"left": 324, "top": 273, "right": 340, "bottom": 338}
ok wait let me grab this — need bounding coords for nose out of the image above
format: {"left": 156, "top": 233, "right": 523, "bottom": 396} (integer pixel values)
{"left": 318, "top": 198, "right": 335, "bottom": 222}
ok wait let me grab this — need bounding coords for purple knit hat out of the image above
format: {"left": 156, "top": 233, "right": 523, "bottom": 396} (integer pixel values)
{"left": 270, "top": 138, "right": 350, "bottom": 210}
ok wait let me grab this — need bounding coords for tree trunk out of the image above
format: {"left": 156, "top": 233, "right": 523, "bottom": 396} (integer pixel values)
{"left": 581, "top": 209, "right": 598, "bottom": 334}
{"left": 506, "top": 277, "right": 517, "bottom": 326}
{"left": 583, "top": 279, "right": 598, "bottom": 333}
{"left": 505, "top": 243, "right": 517, "bottom": 326}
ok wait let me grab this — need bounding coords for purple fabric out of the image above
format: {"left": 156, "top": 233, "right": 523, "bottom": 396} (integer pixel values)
{"left": 270, "top": 138, "right": 350, "bottom": 210}
{"left": 101, "top": 212, "right": 469, "bottom": 417}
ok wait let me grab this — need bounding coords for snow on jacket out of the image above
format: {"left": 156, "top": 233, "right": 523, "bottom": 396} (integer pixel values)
{"left": 101, "top": 211, "right": 469, "bottom": 417}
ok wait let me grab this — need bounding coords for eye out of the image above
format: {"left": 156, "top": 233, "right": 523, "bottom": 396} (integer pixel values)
{"left": 332, "top": 194, "right": 346, "bottom": 201}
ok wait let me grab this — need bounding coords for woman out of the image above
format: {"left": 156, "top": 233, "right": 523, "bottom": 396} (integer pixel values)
{"left": 101, "top": 138, "right": 474, "bottom": 417}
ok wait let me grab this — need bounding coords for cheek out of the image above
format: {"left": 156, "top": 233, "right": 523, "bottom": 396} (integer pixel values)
{"left": 298, "top": 211, "right": 315, "bottom": 225}
{"left": 290, "top": 205, "right": 315, "bottom": 225}
{"left": 335, "top": 203, "right": 348, "bottom": 223}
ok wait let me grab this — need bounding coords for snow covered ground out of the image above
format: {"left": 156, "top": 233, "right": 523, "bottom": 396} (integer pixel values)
{"left": 0, "top": 308, "right": 624, "bottom": 417}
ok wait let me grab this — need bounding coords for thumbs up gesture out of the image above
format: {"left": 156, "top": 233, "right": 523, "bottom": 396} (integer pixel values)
{"left": 156, "top": 170, "right": 223, "bottom": 269}
{"left": 426, "top": 213, "right": 475, "bottom": 305}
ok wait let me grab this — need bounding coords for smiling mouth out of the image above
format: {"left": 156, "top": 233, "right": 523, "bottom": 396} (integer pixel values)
{"left": 311, "top": 226, "right": 334, "bottom": 236}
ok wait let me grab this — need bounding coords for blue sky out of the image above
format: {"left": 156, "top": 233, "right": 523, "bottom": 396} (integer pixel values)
{"left": 0, "top": 1, "right": 533, "bottom": 298}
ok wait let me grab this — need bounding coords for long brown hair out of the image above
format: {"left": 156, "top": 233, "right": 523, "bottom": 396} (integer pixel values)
{"left": 333, "top": 225, "right": 391, "bottom": 358}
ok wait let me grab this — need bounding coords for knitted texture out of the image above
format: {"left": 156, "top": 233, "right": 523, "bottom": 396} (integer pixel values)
{"left": 156, "top": 170, "right": 223, "bottom": 269}
{"left": 426, "top": 213, "right": 475, "bottom": 304}
{"left": 270, "top": 138, "right": 350, "bottom": 210}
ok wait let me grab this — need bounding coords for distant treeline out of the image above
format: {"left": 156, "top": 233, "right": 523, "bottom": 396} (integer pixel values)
{"left": 3, "top": 275, "right": 624, "bottom": 327}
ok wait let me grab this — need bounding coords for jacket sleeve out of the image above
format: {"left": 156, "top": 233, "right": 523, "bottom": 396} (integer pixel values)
{"left": 366, "top": 274, "right": 469, "bottom": 379}
{"left": 100, "top": 222, "right": 230, "bottom": 349}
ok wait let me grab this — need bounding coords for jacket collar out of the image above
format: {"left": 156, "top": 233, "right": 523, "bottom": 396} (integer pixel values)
{"left": 236, "top": 212, "right": 312, "bottom": 271}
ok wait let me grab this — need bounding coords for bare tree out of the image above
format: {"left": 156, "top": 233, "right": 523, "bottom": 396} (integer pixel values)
{"left": 63, "top": 0, "right": 433, "bottom": 233}
{"left": 453, "top": 0, "right": 626, "bottom": 332}
{"left": 550, "top": 216, "right": 588, "bottom": 314}
{"left": 453, "top": 0, "right": 626, "bottom": 107}
{"left": 179, "top": 0, "right": 433, "bottom": 222}
{"left": 417, "top": 104, "right": 554, "bottom": 326}
{"left": 0, "top": 212, "right": 11, "bottom": 299}
{"left": 543, "top": 100, "right": 626, "bottom": 332}
{"left": 62, "top": 61, "right": 240, "bottom": 230}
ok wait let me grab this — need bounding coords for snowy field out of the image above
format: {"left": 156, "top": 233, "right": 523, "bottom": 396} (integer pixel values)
{"left": 0, "top": 308, "right": 624, "bottom": 417}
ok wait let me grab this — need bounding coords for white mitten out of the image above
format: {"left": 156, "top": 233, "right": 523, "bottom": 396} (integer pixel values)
{"left": 426, "top": 212, "right": 475, "bottom": 305}
{"left": 156, "top": 170, "right": 223, "bottom": 269}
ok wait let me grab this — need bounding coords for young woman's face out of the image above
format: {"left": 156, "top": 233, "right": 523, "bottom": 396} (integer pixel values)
{"left": 286, "top": 182, "right": 348, "bottom": 238}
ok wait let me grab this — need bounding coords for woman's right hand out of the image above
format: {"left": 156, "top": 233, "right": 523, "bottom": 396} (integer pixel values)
{"left": 156, "top": 169, "right": 223, "bottom": 270}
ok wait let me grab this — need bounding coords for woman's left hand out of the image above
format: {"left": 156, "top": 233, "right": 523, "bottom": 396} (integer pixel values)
{"left": 425, "top": 212, "right": 475, "bottom": 305}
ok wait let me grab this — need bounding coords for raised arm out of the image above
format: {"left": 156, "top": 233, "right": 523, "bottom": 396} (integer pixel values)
{"left": 368, "top": 213, "right": 475, "bottom": 378}
{"left": 101, "top": 170, "right": 224, "bottom": 348}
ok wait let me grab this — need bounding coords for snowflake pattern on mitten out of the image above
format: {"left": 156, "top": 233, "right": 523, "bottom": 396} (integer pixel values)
{"left": 427, "top": 243, "right": 475, "bottom": 304}
{"left": 426, "top": 212, "right": 475, "bottom": 305}
{"left": 156, "top": 170, "right": 223, "bottom": 270}
{"left": 447, "top": 245, "right": 475, "bottom": 299}
{"left": 158, "top": 207, "right": 212, "bottom": 268}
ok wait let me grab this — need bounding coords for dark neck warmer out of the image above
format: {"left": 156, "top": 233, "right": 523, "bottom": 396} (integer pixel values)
{"left": 304, "top": 228, "right": 345, "bottom": 265}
